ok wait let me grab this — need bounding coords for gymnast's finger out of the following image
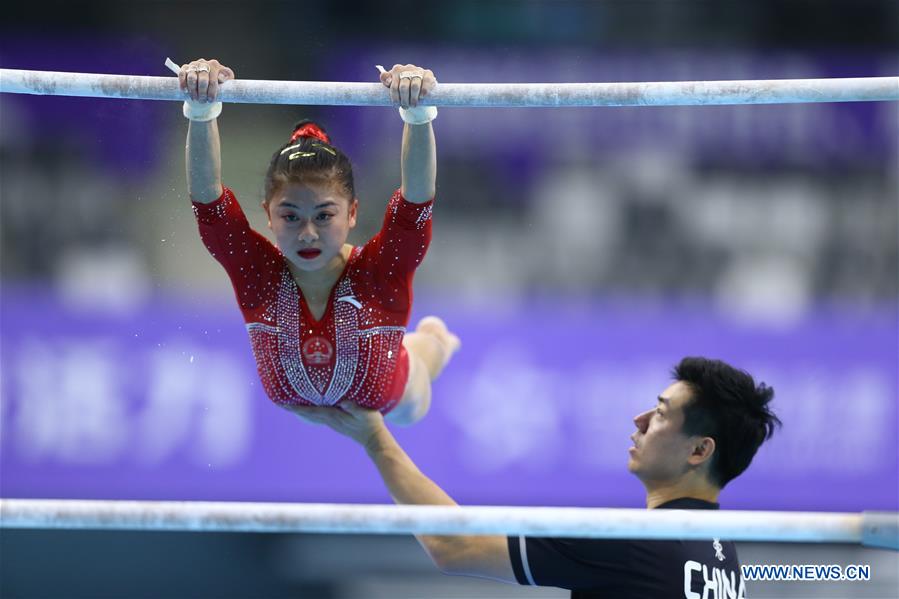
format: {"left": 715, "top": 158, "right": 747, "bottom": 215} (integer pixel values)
{"left": 218, "top": 65, "right": 235, "bottom": 82}
{"left": 420, "top": 69, "right": 436, "bottom": 97}
{"left": 379, "top": 68, "right": 393, "bottom": 89}
{"left": 196, "top": 68, "right": 210, "bottom": 103}
{"left": 205, "top": 60, "right": 234, "bottom": 102}
{"left": 178, "top": 64, "right": 189, "bottom": 93}
{"left": 183, "top": 63, "right": 199, "bottom": 101}
{"left": 409, "top": 75, "right": 423, "bottom": 107}
{"left": 398, "top": 74, "right": 413, "bottom": 108}
{"left": 389, "top": 69, "right": 401, "bottom": 105}
{"left": 206, "top": 75, "right": 220, "bottom": 103}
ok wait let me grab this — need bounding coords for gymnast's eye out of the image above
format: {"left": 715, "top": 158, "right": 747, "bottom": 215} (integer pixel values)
{"left": 281, "top": 214, "right": 299, "bottom": 222}
{"left": 316, "top": 212, "right": 334, "bottom": 222}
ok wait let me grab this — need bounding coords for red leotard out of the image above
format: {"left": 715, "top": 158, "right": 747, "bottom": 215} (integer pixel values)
{"left": 193, "top": 187, "right": 433, "bottom": 413}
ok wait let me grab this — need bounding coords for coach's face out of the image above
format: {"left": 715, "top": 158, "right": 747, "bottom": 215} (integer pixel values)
{"left": 628, "top": 381, "right": 705, "bottom": 484}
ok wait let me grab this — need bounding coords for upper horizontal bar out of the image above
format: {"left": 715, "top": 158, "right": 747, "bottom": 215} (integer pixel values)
{"left": 1, "top": 68, "right": 897, "bottom": 107}
{"left": 3, "top": 498, "right": 895, "bottom": 549}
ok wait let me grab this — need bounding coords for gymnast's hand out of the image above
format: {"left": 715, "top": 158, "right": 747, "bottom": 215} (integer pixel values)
{"left": 379, "top": 64, "right": 437, "bottom": 108}
{"left": 178, "top": 58, "right": 235, "bottom": 103}
{"left": 290, "top": 402, "right": 387, "bottom": 449}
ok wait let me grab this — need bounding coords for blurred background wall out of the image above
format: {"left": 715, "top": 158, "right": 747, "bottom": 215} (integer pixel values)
{"left": 1, "top": 1, "right": 897, "bottom": 597}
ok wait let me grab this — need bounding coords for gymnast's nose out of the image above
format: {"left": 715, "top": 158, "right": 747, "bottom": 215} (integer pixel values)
{"left": 297, "top": 221, "right": 318, "bottom": 243}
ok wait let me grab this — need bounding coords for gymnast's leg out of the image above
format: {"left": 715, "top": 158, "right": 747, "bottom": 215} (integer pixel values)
{"left": 386, "top": 316, "right": 461, "bottom": 426}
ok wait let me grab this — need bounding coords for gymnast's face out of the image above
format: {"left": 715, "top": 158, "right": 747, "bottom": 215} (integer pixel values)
{"left": 265, "top": 182, "right": 358, "bottom": 272}
{"left": 628, "top": 381, "right": 711, "bottom": 485}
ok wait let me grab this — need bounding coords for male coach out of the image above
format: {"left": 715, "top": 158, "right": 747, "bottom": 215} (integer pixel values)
{"left": 293, "top": 356, "right": 780, "bottom": 598}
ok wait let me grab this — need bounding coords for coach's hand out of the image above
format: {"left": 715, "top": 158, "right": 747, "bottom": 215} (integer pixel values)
{"left": 179, "top": 58, "right": 235, "bottom": 103}
{"left": 291, "top": 402, "right": 387, "bottom": 450}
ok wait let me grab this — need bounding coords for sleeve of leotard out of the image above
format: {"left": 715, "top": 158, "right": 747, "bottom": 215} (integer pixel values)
{"left": 368, "top": 188, "right": 433, "bottom": 275}
{"left": 507, "top": 536, "right": 635, "bottom": 591}
{"left": 192, "top": 187, "right": 283, "bottom": 310}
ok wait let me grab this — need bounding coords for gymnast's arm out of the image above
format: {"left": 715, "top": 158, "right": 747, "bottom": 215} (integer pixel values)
{"left": 180, "top": 58, "right": 235, "bottom": 203}
{"left": 186, "top": 119, "right": 223, "bottom": 203}
{"left": 400, "top": 121, "right": 436, "bottom": 203}
{"left": 290, "top": 403, "right": 517, "bottom": 583}
{"left": 380, "top": 64, "right": 437, "bottom": 204}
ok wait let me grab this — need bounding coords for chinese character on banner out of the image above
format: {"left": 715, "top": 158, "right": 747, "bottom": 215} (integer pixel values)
{"left": 12, "top": 338, "right": 127, "bottom": 463}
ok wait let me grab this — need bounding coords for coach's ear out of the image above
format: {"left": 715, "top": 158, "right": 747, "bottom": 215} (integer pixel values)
{"left": 688, "top": 437, "right": 715, "bottom": 467}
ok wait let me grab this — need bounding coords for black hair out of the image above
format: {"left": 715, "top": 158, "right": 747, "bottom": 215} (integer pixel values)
{"left": 263, "top": 119, "right": 355, "bottom": 206}
{"left": 673, "top": 357, "right": 781, "bottom": 488}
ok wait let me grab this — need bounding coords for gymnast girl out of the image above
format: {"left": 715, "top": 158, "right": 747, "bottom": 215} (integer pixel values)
{"left": 179, "top": 58, "right": 459, "bottom": 425}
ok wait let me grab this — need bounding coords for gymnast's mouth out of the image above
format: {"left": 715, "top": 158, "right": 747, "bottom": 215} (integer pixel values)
{"left": 297, "top": 249, "right": 322, "bottom": 260}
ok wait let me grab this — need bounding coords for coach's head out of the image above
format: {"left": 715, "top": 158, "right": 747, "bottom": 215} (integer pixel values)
{"left": 628, "top": 357, "right": 780, "bottom": 498}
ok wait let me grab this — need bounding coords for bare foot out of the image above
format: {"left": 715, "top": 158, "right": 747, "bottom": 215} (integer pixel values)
{"left": 415, "top": 315, "right": 461, "bottom": 356}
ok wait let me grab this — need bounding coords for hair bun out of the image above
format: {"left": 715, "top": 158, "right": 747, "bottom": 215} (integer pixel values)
{"left": 290, "top": 120, "right": 331, "bottom": 144}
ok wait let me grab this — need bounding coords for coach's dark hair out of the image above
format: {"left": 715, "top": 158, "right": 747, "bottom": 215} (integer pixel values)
{"left": 674, "top": 357, "right": 780, "bottom": 488}
{"left": 263, "top": 119, "right": 355, "bottom": 206}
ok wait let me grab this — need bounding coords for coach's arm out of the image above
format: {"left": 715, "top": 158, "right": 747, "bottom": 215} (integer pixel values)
{"left": 290, "top": 403, "right": 516, "bottom": 583}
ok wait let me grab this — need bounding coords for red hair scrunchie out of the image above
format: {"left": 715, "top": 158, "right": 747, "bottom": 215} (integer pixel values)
{"left": 290, "top": 123, "right": 330, "bottom": 144}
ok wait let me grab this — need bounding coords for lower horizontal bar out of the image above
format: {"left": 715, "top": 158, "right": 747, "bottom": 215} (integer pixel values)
{"left": 1, "top": 68, "right": 897, "bottom": 106}
{"left": 2, "top": 499, "right": 890, "bottom": 548}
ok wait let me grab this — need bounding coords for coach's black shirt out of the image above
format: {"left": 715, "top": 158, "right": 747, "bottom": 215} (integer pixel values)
{"left": 508, "top": 498, "right": 746, "bottom": 598}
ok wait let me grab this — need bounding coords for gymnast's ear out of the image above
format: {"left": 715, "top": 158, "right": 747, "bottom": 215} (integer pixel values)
{"left": 348, "top": 197, "right": 358, "bottom": 228}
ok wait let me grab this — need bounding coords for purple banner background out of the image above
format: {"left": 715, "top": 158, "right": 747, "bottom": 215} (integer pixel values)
{"left": 1, "top": 289, "right": 895, "bottom": 512}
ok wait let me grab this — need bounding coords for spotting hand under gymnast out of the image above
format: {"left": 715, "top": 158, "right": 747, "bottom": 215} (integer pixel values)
{"left": 292, "top": 358, "right": 781, "bottom": 596}
{"left": 180, "top": 58, "right": 459, "bottom": 425}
